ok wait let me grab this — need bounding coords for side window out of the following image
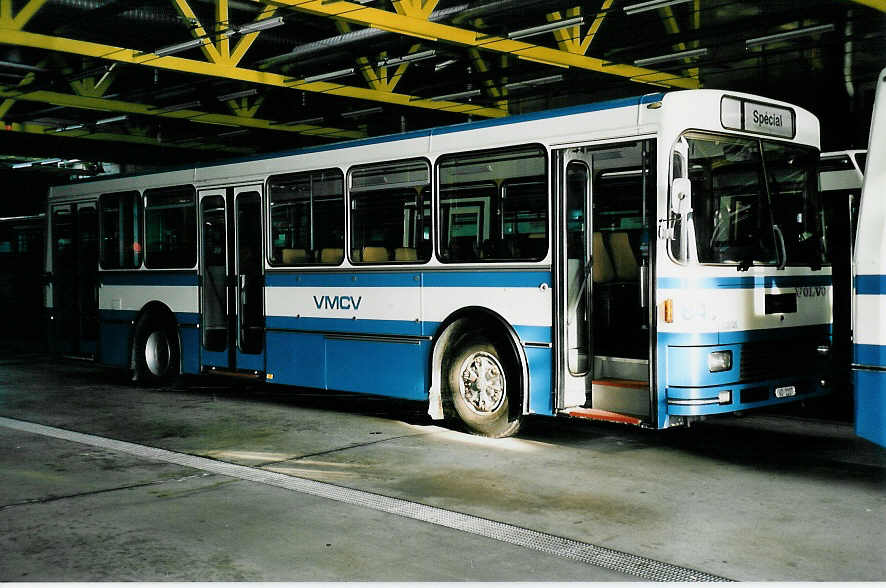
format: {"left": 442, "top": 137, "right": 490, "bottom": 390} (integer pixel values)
{"left": 438, "top": 145, "right": 547, "bottom": 262}
{"left": 99, "top": 191, "right": 142, "bottom": 269}
{"left": 588, "top": 142, "right": 647, "bottom": 278}
{"left": 144, "top": 185, "right": 196, "bottom": 269}
{"left": 349, "top": 159, "right": 431, "bottom": 264}
{"left": 268, "top": 169, "right": 345, "bottom": 266}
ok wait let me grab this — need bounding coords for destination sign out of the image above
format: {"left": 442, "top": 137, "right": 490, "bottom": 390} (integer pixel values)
{"left": 721, "top": 96, "right": 795, "bottom": 139}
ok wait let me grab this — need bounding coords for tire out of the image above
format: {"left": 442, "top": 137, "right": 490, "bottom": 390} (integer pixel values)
{"left": 132, "top": 314, "right": 180, "bottom": 386}
{"left": 446, "top": 337, "right": 522, "bottom": 438}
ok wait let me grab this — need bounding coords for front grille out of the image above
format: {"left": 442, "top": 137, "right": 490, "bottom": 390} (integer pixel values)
{"left": 739, "top": 339, "right": 818, "bottom": 382}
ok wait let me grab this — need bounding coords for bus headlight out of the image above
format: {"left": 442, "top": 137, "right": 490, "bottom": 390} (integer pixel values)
{"left": 708, "top": 350, "right": 733, "bottom": 373}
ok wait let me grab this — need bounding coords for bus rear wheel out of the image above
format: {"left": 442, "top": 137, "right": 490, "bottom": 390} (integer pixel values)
{"left": 133, "top": 315, "right": 180, "bottom": 386}
{"left": 447, "top": 338, "right": 522, "bottom": 438}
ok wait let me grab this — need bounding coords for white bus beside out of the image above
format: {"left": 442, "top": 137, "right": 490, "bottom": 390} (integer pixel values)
{"left": 853, "top": 67, "right": 886, "bottom": 448}
{"left": 45, "top": 88, "right": 832, "bottom": 437}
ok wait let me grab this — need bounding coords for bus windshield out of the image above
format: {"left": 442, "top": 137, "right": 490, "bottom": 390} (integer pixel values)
{"left": 683, "top": 132, "right": 824, "bottom": 268}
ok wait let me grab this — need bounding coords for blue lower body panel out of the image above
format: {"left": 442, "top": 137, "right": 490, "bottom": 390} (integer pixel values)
{"left": 98, "top": 320, "right": 131, "bottom": 367}
{"left": 854, "top": 369, "right": 886, "bottom": 448}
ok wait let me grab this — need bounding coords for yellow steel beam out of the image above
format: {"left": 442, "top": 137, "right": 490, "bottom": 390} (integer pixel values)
{"left": 0, "top": 120, "right": 251, "bottom": 154}
{"left": 847, "top": 0, "right": 886, "bottom": 12}
{"left": 0, "top": 86, "right": 365, "bottom": 139}
{"left": 230, "top": 4, "right": 278, "bottom": 66}
{"left": 0, "top": 28, "right": 508, "bottom": 118}
{"left": 170, "top": 0, "right": 224, "bottom": 64}
{"left": 252, "top": 0, "right": 698, "bottom": 88}
{"left": 547, "top": 3, "right": 614, "bottom": 56}
{"left": 0, "top": 0, "right": 48, "bottom": 29}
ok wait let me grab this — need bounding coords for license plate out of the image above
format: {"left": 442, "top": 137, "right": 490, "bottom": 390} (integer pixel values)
{"left": 775, "top": 385, "right": 796, "bottom": 398}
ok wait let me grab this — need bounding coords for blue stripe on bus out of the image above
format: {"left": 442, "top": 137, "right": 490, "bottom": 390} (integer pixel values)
{"left": 266, "top": 315, "right": 551, "bottom": 343}
{"left": 855, "top": 344, "right": 886, "bottom": 368}
{"left": 267, "top": 315, "right": 423, "bottom": 336}
{"left": 855, "top": 275, "right": 886, "bottom": 295}
{"left": 100, "top": 271, "right": 198, "bottom": 286}
{"left": 657, "top": 275, "right": 832, "bottom": 289}
{"left": 265, "top": 270, "right": 552, "bottom": 288}
{"left": 659, "top": 324, "right": 830, "bottom": 346}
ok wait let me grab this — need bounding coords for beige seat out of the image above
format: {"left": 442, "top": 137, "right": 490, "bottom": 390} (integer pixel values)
{"left": 282, "top": 248, "right": 309, "bottom": 264}
{"left": 351, "top": 248, "right": 362, "bottom": 262}
{"left": 319, "top": 248, "right": 343, "bottom": 264}
{"left": 361, "top": 246, "right": 390, "bottom": 263}
{"left": 592, "top": 232, "right": 615, "bottom": 283}
{"left": 609, "top": 232, "right": 639, "bottom": 281}
{"left": 394, "top": 247, "right": 417, "bottom": 261}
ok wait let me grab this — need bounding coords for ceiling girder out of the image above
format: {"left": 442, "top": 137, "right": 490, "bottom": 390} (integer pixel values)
{"left": 0, "top": 29, "right": 509, "bottom": 118}
{"left": 0, "top": 86, "right": 366, "bottom": 139}
{"left": 0, "top": 119, "right": 251, "bottom": 154}
{"left": 251, "top": 0, "right": 699, "bottom": 89}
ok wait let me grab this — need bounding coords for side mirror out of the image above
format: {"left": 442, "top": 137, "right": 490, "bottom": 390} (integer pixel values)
{"left": 671, "top": 177, "right": 692, "bottom": 216}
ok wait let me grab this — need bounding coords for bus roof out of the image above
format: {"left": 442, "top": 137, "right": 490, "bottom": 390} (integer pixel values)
{"left": 56, "top": 92, "right": 666, "bottom": 188}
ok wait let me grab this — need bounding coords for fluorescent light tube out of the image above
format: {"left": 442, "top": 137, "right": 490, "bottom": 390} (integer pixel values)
{"left": 504, "top": 74, "right": 563, "bottom": 90}
{"left": 507, "top": 16, "right": 583, "bottom": 40}
{"left": 303, "top": 68, "right": 355, "bottom": 83}
{"left": 51, "top": 123, "right": 85, "bottom": 133}
{"left": 378, "top": 50, "right": 436, "bottom": 67}
{"left": 95, "top": 115, "right": 128, "bottom": 126}
{"left": 428, "top": 89, "right": 481, "bottom": 101}
{"left": 218, "top": 129, "right": 249, "bottom": 138}
{"left": 0, "top": 60, "right": 46, "bottom": 73}
{"left": 745, "top": 24, "right": 835, "bottom": 48}
{"left": 623, "top": 0, "right": 693, "bottom": 15}
{"left": 278, "top": 117, "right": 324, "bottom": 126}
{"left": 216, "top": 88, "right": 258, "bottom": 101}
{"left": 236, "top": 16, "right": 285, "bottom": 35}
{"left": 341, "top": 107, "right": 382, "bottom": 118}
{"left": 154, "top": 100, "right": 201, "bottom": 112}
{"left": 634, "top": 47, "right": 708, "bottom": 66}
{"left": 153, "top": 38, "right": 205, "bottom": 57}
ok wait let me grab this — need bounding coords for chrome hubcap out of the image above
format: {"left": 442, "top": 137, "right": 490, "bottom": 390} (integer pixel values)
{"left": 144, "top": 330, "right": 170, "bottom": 376}
{"left": 458, "top": 351, "right": 506, "bottom": 414}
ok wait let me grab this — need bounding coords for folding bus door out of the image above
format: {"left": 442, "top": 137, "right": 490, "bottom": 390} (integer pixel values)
{"left": 49, "top": 202, "right": 98, "bottom": 356}
{"left": 554, "top": 142, "right": 654, "bottom": 424}
{"left": 198, "top": 186, "right": 266, "bottom": 374}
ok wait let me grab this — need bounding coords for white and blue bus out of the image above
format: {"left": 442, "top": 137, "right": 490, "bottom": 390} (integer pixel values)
{"left": 45, "top": 89, "right": 832, "bottom": 437}
{"left": 853, "top": 67, "right": 886, "bottom": 448}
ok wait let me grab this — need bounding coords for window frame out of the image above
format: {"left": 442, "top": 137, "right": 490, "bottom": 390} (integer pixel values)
{"left": 143, "top": 184, "right": 198, "bottom": 270}
{"left": 435, "top": 143, "right": 549, "bottom": 264}
{"left": 98, "top": 190, "right": 143, "bottom": 270}
{"left": 266, "top": 167, "right": 346, "bottom": 268}
{"left": 347, "top": 157, "right": 432, "bottom": 266}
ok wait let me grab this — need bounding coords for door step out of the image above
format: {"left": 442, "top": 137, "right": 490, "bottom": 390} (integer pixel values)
{"left": 202, "top": 366, "right": 265, "bottom": 379}
{"left": 562, "top": 407, "right": 643, "bottom": 425}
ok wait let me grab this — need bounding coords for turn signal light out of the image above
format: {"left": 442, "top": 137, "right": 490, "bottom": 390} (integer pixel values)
{"left": 663, "top": 298, "right": 673, "bottom": 323}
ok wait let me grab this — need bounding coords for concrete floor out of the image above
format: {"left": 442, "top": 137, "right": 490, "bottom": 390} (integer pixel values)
{"left": 0, "top": 352, "right": 884, "bottom": 581}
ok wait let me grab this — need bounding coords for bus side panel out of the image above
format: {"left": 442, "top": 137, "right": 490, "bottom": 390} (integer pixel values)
{"left": 326, "top": 339, "right": 430, "bottom": 400}
{"left": 97, "top": 310, "right": 134, "bottom": 367}
{"left": 265, "top": 331, "right": 326, "bottom": 389}
{"left": 526, "top": 346, "right": 554, "bottom": 415}
{"left": 854, "top": 368, "right": 886, "bottom": 447}
{"left": 179, "top": 323, "right": 200, "bottom": 375}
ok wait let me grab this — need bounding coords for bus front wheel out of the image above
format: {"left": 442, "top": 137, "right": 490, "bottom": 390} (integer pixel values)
{"left": 132, "top": 315, "right": 180, "bottom": 386}
{"left": 447, "top": 338, "right": 522, "bottom": 438}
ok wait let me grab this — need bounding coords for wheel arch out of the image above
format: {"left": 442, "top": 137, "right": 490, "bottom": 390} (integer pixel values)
{"left": 129, "top": 301, "right": 181, "bottom": 372}
{"left": 426, "top": 306, "right": 530, "bottom": 421}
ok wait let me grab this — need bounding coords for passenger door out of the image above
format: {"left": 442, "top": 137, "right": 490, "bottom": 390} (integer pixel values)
{"left": 49, "top": 202, "right": 98, "bottom": 356}
{"left": 555, "top": 149, "right": 594, "bottom": 409}
{"left": 198, "top": 186, "right": 266, "bottom": 374}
